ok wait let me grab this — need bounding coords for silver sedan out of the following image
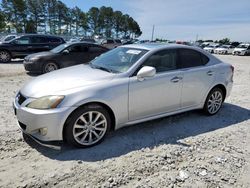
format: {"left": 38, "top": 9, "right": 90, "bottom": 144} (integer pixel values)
{"left": 14, "top": 44, "right": 234, "bottom": 147}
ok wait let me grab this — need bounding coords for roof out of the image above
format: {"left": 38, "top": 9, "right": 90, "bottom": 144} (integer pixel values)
{"left": 121, "top": 43, "right": 195, "bottom": 51}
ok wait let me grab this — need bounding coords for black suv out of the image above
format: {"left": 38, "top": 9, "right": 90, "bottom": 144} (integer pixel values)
{"left": 0, "top": 34, "right": 65, "bottom": 63}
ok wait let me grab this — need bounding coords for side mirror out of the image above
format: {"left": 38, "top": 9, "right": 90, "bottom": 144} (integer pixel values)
{"left": 62, "top": 50, "right": 69, "bottom": 55}
{"left": 137, "top": 66, "right": 156, "bottom": 81}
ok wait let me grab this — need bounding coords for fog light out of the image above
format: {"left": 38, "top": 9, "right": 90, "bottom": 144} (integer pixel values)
{"left": 39, "top": 128, "right": 48, "bottom": 136}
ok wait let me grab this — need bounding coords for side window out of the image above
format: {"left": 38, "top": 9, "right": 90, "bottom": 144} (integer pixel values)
{"left": 143, "top": 50, "right": 177, "bottom": 73}
{"left": 247, "top": 46, "right": 250, "bottom": 50}
{"left": 107, "top": 39, "right": 114, "bottom": 44}
{"left": 14, "top": 37, "right": 30, "bottom": 44}
{"left": 89, "top": 46, "right": 107, "bottom": 53}
{"left": 31, "top": 36, "right": 48, "bottom": 44}
{"left": 68, "top": 45, "right": 83, "bottom": 52}
{"left": 49, "top": 37, "right": 61, "bottom": 43}
{"left": 179, "top": 49, "right": 208, "bottom": 68}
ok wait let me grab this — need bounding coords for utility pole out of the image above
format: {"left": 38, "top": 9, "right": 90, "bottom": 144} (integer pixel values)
{"left": 195, "top": 34, "right": 199, "bottom": 42}
{"left": 151, "top": 25, "right": 155, "bottom": 41}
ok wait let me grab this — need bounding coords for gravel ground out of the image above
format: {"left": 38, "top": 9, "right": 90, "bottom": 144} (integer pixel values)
{"left": 0, "top": 55, "right": 249, "bottom": 188}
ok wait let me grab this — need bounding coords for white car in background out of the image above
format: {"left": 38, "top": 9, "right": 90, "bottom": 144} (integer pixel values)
{"left": 214, "top": 45, "right": 235, "bottom": 55}
{"left": 232, "top": 44, "right": 250, "bottom": 56}
{"left": 204, "top": 44, "right": 220, "bottom": 53}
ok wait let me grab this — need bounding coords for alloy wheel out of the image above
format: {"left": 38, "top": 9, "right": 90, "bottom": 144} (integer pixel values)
{"left": 44, "top": 62, "right": 58, "bottom": 73}
{"left": 73, "top": 111, "right": 108, "bottom": 146}
{"left": 0, "top": 51, "right": 10, "bottom": 63}
{"left": 207, "top": 91, "right": 223, "bottom": 114}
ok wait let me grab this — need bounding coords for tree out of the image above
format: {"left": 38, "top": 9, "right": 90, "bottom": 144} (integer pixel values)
{"left": 0, "top": 10, "right": 6, "bottom": 32}
{"left": 27, "top": 0, "right": 46, "bottom": 33}
{"left": 79, "top": 11, "right": 89, "bottom": 36}
{"left": 99, "top": 6, "right": 114, "bottom": 38}
{"left": 87, "top": 7, "right": 100, "bottom": 35}
{"left": 1, "top": 0, "right": 27, "bottom": 33}
{"left": 113, "top": 11, "right": 123, "bottom": 38}
{"left": 71, "top": 6, "right": 82, "bottom": 36}
{"left": 219, "top": 38, "right": 230, "bottom": 44}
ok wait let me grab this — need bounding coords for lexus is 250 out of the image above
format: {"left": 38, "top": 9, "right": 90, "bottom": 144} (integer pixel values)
{"left": 14, "top": 44, "right": 234, "bottom": 147}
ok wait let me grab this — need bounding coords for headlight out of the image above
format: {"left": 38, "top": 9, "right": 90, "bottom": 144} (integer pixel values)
{"left": 26, "top": 95, "right": 64, "bottom": 109}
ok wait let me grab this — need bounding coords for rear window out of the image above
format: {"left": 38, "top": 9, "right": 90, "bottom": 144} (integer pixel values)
{"left": 31, "top": 36, "right": 48, "bottom": 44}
{"left": 179, "top": 49, "right": 209, "bottom": 68}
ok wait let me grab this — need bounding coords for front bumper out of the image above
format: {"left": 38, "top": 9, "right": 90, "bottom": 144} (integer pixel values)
{"left": 232, "top": 51, "right": 245, "bottom": 56}
{"left": 13, "top": 93, "right": 75, "bottom": 142}
{"left": 23, "top": 60, "right": 42, "bottom": 72}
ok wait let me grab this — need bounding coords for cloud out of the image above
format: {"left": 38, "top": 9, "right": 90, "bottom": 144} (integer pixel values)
{"left": 126, "top": 0, "right": 250, "bottom": 41}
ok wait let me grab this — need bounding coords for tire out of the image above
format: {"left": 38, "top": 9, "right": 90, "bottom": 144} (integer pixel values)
{"left": 0, "top": 50, "right": 11, "bottom": 63}
{"left": 43, "top": 62, "right": 59, "bottom": 73}
{"left": 65, "top": 104, "right": 111, "bottom": 148}
{"left": 203, "top": 87, "right": 224, "bottom": 115}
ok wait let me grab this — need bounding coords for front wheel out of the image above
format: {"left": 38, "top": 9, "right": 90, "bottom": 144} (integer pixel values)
{"left": 0, "top": 50, "right": 11, "bottom": 63}
{"left": 65, "top": 105, "right": 111, "bottom": 148}
{"left": 43, "top": 62, "right": 59, "bottom": 73}
{"left": 203, "top": 88, "right": 224, "bottom": 115}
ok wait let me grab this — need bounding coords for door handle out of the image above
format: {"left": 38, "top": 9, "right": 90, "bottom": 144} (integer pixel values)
{"left": 171, "top": 76, "right": 182, "bottom": 83}
{"left": 27, "top": 46, "right": 33, "bottom": 49}
{"left": 207, "top": 70, "right": 214, "bottom": 76}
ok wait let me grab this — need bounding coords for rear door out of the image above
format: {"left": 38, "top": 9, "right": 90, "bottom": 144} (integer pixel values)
{"left": 30, "top": 36, "right": 50, "bottom": 53}
{"left": 178, "top": 49, "right": 215, "bottom": 108}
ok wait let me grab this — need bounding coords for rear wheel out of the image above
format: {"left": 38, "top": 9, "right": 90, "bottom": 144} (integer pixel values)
{"left": 43, "top": 62, "right": 59, "bottom": 73}
{"left": 0, "top": 50, "right": 11, "bottom": 63}
{"left": 203, "top": 88, "right": 224, "bottom": 115}
{"left": 65, "top": 105, "right": 111, "bottom": 147}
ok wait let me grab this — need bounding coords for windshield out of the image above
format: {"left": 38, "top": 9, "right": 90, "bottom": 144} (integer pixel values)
{"left": 90, "top": 47, "right": 148, "bottom": 73}
{"left": 237, "top": 44, "right": 249, "bottom": 49}
{"left": 51, "top": 43, "right": 69, "bottom": 53}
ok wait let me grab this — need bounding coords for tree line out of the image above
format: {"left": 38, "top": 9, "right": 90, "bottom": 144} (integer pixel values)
{"left": 0, "top": 0, "right": 142, "bottom": 38}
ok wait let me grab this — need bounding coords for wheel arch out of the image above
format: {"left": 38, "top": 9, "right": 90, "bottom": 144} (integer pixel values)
{"left": 62, "top": 101, "right": 116, "bottom": 142}
{"left": 0, "top": 49, "right": 13, "bottom": 58}
{"left": 206, "top": 84, "right": 227, "bottom": 102}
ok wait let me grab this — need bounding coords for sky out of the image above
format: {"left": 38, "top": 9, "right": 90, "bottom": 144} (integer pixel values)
{"left": 63, "top": 0, "right": 250, "bottom": 41}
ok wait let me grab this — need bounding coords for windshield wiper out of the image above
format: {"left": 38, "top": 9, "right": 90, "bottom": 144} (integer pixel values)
{"left": 90, "top": 64, "right": 118, "bottom": 73}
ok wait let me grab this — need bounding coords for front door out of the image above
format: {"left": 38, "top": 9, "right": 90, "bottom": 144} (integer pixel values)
{"left": 128, "top": 49, "right": 183, "bottom": 121}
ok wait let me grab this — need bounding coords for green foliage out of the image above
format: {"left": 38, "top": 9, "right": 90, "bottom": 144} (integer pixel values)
{"left": 0, "top": 1, "right": 142, "bottom": 38}
{"left": 218, "top": 38, "right": 230, "bottom": 44}
{"left": 0, "top": 10, "right": 6, "bottom": 31}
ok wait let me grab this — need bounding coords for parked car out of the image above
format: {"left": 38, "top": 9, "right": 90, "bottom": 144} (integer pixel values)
{"left": 101, "top": 39, "right": 122, "bottom": 49}
{"left": 0, "top": 34, "right": 65, "bottom": 63}
{"left": 203, "top": 44, "right": 220, "bottom": 53}
{"left": 23, "top": 42, "right": 109, "bottom": 73}
{"left": 232, "top": 44, "right": 250, "bottom": 56}
{"left": 14, "top": 44, "right": 234, "bottom": 147}
{"left": 214, "top": 45, "right": 235, "bottom": 54}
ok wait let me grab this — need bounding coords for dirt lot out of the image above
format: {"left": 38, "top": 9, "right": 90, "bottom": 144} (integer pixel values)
{"left": 0, "top": 55, "right": 249, "bottom": 188}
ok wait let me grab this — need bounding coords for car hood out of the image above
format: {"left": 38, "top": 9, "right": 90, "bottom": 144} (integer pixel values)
{"left": 20, "top": 65, "right": 115, "bottom": 98}
{"left": 233, "top": 48, "right": 247, "bottom": 52}
{"left": 25, "top": 51, "right": 54, "bottom": 60}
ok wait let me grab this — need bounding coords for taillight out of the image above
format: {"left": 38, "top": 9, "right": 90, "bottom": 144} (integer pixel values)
{"left": 230, "top": 65, "right": 234, "bottom": 81}
{"left": 230, "top": 65, "right": 234, "bottom": 73}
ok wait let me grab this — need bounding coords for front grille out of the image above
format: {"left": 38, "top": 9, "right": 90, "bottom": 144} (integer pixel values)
{"left": 18, "top": 121, "right": 27, "bottom": 130}
{"left": 17, "top": 93, "right": 26, "bottom": 105}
